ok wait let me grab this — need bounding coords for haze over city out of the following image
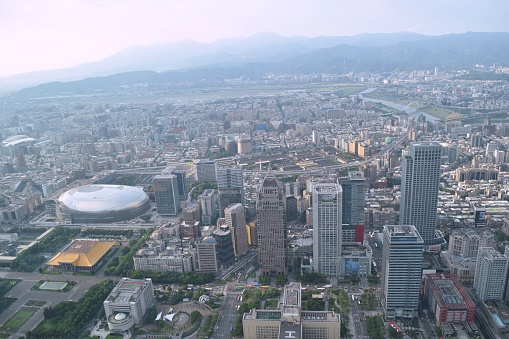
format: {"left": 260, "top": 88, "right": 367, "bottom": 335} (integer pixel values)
{"left": 1, "top": 0, "right": 509, "bottom": 77}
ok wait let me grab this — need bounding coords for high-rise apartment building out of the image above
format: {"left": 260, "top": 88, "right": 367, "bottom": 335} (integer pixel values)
{"left": 225, "top": 203, "right": 249, "bottom": 258}
{"left": 257, "top": 172, "right": 287, "bottom": 276}
{"left": 473, "top": 247, "right": 509, "bottom": 302}
{"left": 216, "top": 165, "right": 244, "bottom": 217}
{"left": 153, "top": 174, "right": 180, "bottom": 216}
{"left": 200, "top": 189, "right": 217, "bottom": 225}
{"left": 399, "top": 142, "right": 441, "bottom": 246}
{"left": 381, "top": 225, "right": 424, "bottom": 319}
{"left": 339, "top": 171, "right": 365, "bottom": 226}
{"left": 195, "top": 237, "right": 218, "bottom": 273}
{"left": 312, "top": 183, "right": 342, "bottom": 277}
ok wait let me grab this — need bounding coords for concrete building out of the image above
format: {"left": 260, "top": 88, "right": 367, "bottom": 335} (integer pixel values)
{"left": 399, "top": 142, "right": 441, "bottom": 247}
{"left": 339, "top": 171, "right": 366, "bottom": 226}
{"left": 154, "top": 174, "right": 180, "bottom": 216}
{"left": 312, "top": 182, "right": 342, "bottom": 278}
{"left": 104, "top": 278, "right": 155, "bottom": 333}
{"left": 257, "top": 172, "right": 287, "bottom": 276}
{"left": 200, "top": 189, "right": 217, "bottom": 225}
{"left": 195, "top": 237, "right": 218, "bottom": 273}
{"left": 224, "top": 203, "right": 249, "bottom": 258}
{"left": 423, "top": 273, "right": 475, "bottom": 326}
{"left": 448, "top": 230, "right": 494, "bottom": 258}
{"left": 212, "top": 225, "right": 235, "bottom": 268}
{"left": 381, "top": 225, "right": 424, "bottom": 319}
{"left": 339, "top": 244, "right": 372, "bottom": 277}
{"left": 216, "top": 165, "right": 244, "bottom": 217}
{"left": 133, "top": 246, "right": 194, "bottom": 273}
{"left": 242, "top": 282, "right": 341, "bottom": 339}
{"left": 473, "top": 247, "right": 509, "bottom": 302}
{"left": 194, "top": 159, "right": 217, "bottom": 182}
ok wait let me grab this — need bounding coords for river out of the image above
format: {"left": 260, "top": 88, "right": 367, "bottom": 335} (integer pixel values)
{"left": 358, "top": 88, "right": 439, "bottom": 122}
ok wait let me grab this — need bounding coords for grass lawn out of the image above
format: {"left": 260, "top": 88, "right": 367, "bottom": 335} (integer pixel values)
{"left": 264, "top": 300, "right": 279, "bottom": 309}
{"left": 0, "top": 307, "right": 38, "bottom": 332}
{"left": 420, "top": 106, "right": 456, "bottom": 119}
{"left": 341, "top": 86, "right": 367, "bottom": 95}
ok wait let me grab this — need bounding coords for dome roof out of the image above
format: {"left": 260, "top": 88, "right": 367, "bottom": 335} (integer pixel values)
{"left": 59, "top": 184, "right": 149, "bottom": 213}
{"left": 114, "top": 313, "right": 127, "bottom": 321}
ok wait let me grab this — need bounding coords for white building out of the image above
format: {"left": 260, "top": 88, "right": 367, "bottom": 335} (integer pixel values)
{"left": 381, "top": 225, "right": 424, "bottom": 319}
{"left": 312, "top": 182, "right": 342, "bottom": 277}
{"left": 104, "top": 278, "right": 155, "bottom": 333}
{"left": 399, "top": 142, "right": 441, "bottom": 247}
{"left": 473, "top": 247, "right": 509, "bottom": 302}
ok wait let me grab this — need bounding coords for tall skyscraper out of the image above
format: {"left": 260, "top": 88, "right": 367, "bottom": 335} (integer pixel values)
{"left": 473, "top": 247, "right": 509, "bottom": 302}
{"left": 153, "top": 174, "right": 180, "bottom": 216}
{"left": 257, "top": 172, "right": 287, "bottom": 276}
{"left": 312, "top": 183, "right": 342, "bottom": 277}
{"left": 339, "top": 171, "right": 366, "bottom": 226}
{"left": 399, "top": 142, "right": 441, "bottom": 246}
{"left": 216, "top": 165, "right": 244, "bottom": 217}
{"left": 225, "top": 203, "right": 249, "bottom": 258}
{"left": 381, "top": 225, "right": 424, "bottom": 319}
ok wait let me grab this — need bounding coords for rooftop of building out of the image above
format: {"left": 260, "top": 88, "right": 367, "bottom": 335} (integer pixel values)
{"left": 106, "top": 278, "right": 152, "bottom": 304}
{"left": 46, "top": 239, "right": 116, "bottom": 268}
{"left": 425, "top": 273, "right": 475, "bottom": 310}
{"left": 385, "top": 225, "right": 424, "bottom": 242}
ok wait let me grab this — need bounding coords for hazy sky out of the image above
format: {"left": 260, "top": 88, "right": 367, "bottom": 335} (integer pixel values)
{"left": 1, "top": 0, "right": 508, "bottom": 77}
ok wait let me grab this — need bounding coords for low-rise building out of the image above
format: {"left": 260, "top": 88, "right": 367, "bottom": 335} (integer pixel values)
{"left": 46, "top": 239, "right": 116, "bottom": 273}
{"left": 242, "top": 282, "right": 340, "bottom": 339}
{"left": 423, "top": 273, "right": 475, "bottom": 326}
{"left": 339, "top": 244, "right": 372, "bottom": 277}
{"left": 104, "top": 278, "right": 155, "bottom": 333}
{"left": 133, "top": 245, "right": 194, "bottom": 273}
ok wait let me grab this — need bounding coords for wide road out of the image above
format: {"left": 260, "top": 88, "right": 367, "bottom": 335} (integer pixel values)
{"left": 212, "top": 295, "right": 239, "bottom": 339}
{"left": 350, "top": 294, "right": 369, "bottom": 339}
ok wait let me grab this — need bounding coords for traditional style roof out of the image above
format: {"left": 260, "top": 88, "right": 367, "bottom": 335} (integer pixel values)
{"left": 46, "top": 239, "right": 115, "bottom": 268}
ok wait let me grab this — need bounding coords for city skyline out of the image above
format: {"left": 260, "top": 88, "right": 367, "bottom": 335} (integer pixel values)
{"left": 1, "top": 0, "right": 509, "bottom": 77}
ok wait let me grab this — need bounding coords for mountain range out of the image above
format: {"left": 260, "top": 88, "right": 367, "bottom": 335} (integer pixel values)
{"left": 5, "top": 31, "right": 509, "bottom": 96}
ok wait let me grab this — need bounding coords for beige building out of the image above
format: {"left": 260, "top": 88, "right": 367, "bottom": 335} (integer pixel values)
{"left": 448, "top": 229, "right": 494, "bottom": 258}
{"left": 225, "top": 203, "right": 249, "bottom": 257}
{"left": 243, "top": 283, "right": 340, "bottom": 339}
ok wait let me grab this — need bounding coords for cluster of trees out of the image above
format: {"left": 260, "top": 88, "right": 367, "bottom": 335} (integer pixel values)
{"left": 189, "top": 181, "right": 217, "bottom": 199}
{"left": 11, "top": 227, "right": 80, "bottom": 272}
{"left": 0, "top": 278, "right": 19, "bottom": 313}
{"left": 366, "top": 315, "right": 385, "bottom": 339}
{"left": 127, "top": 270, "right": 216, "bottom": 285}
{"left": 201, "top": 313, "right": 219, "bottom": 337}
{"left": 104, "top": 230, "right": 151, "bottom": 276}
{"left": 26, "top": 279, "right": 114, "bottom": 339}
{"left": 301, "top": 291, "right": 325, "bottom": 311}
{"left": 143, "top": 306, "right": 158, "bottom": 325}
{"left": 3, "top": 226, "right": 47, "bottom": 235}
{"left": 258, "top": 274, "right": 270, "bottom": 285}
{"left": 81, "top": 228, "right": 133, "bottom": 238}
{"left": 299, "top": 272, "right": 328, "bottom": 284}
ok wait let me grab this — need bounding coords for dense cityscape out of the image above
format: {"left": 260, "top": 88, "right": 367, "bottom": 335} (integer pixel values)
{"left": 0, "top": 63, "right": 508, "bottom": 339}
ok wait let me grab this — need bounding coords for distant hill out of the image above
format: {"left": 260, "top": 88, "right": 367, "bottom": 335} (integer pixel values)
{"left": 11, "top": 32, "right": 509, "bottom": 97}
{"left": 0, "top": 31, "right": 427, "bottom": 90}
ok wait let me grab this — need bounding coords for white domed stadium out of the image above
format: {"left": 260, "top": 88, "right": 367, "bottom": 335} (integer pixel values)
{"left": 57, "top": 184, "right": 150, "bottom": 223}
